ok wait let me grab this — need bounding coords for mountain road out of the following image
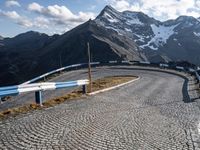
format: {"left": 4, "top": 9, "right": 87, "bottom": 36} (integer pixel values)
{"left": 0, "top": 66, "right": 200, "bottom": 149}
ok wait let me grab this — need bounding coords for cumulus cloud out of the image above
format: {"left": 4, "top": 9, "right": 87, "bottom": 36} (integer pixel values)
{"left": 28, "top": 2, "right": 95, "bottom": 26}
{"left": 5, "top": 0, "right": 21, "bottom": 7}
{"left": 34, "top": 16, "right": 50, "bottom": 28}
{"left": 1, "top": 11, "right": 21, "bottom": 19}
{"left": 106, "top": 0, "right": 200, "bottom": 20}
{"left": 28, "top": 2, "right": 43, "bottom": 12}
{"left": 0, "top": 10, "right": 33, "bottom": 27}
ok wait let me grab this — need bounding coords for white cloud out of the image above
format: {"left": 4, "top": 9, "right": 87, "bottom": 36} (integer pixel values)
{"left": 5, "top": 0, "right": 21, "bottom": 7}
{"left": 28, "top": 2, "right": 95, "bottom": 26}
{"left": 1, "top": 11, "right": 50, "bottom": 28}
{"left": 196, "top": 0, "right": 200, "bottom": 7}
{"left": 28, "top": 2, "right": 43, "bottom": 12}
{"left": 17, "top": 19, "right": 33, "bottom": 27}
{"left": 106, "top": 0, "right": 200, "bottom": 20}
{"left": 27, "top": 2, "right": 97, "bottom": 34}
{"left": 34, "top": 16, "right": 50, "bottom": 28}
{"left": 1, "top": 11, "right": 20, "bottom": 19}
{"left": 110, "top": 0, "right": 130, "bottom": 11}
{"left": 0, "top": 10, "right": 33, "bottom": 27}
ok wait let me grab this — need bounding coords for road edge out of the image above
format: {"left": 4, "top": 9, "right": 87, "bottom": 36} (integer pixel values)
{"left": 88, "top": 76, "right": 140, "bottom": 95}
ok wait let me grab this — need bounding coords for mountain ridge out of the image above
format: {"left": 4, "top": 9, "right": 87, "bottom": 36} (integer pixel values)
{"left": 0, "top": 5, "right": 200, "bottom": 86}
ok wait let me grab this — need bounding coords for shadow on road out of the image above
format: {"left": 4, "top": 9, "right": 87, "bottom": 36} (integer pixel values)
{"left": 182, "top": 78, "right": 191, "bottom": 103}
{"left": 109, "top": 67, "right": 197, "bottom": 103}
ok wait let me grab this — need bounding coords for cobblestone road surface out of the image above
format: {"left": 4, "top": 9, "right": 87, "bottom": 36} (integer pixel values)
{"left": 0, "top": 66, "right": 200, "bottom": 149}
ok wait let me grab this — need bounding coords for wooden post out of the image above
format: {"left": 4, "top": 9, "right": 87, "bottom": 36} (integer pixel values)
{"left": 87, "top": 42, "right": 92, "bottom": 93}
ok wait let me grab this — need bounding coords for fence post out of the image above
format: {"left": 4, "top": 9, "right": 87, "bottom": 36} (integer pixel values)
{"left": 82, "top": 85, "right": 87, "bottom": 94}
{"left": 35, "top": 91, "right": 42, "bottom": 105}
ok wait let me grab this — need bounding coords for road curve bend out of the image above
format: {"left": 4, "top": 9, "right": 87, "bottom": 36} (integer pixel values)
{"left": 0, "top": 66, "right": 200, "bottom": 149}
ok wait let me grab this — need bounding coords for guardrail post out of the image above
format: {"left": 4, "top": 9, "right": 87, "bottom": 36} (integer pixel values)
{"left": 82, "top": 85, "right": 87, "bottom": 94}
{"left": 35, "top": 91, "right": 42, "bottom": 105}
{"left": 197, "top": 79, "right": 199, "bottom": 84}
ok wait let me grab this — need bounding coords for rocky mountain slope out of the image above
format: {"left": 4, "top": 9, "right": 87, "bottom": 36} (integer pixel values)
{"left": 0, "top": 18, "right": 145, "bottom": 86}
{"left": 0, "top": 5, "right": 200, "bottom": 86}
{"left": 95, "top": 6, "right": 200, "bottom": 64}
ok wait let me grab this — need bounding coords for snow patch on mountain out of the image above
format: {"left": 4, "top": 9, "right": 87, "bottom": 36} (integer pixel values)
{"left": 173, "top": 38, "right": 178, "bottom": 41}
{"left": 123, "top": 12, "right": 143, "bottom": 25}
{"left": 134, "top": 33, "right": 146, "bottom": 42}
{"left": 151, "top": 24, "right": 177, "bottom": 44}
{"left": 126, "top": 18, "right": 143, "bottom": 25}
{"left": 194, "top": 32, "right": 200, "bottom": 37}
{"left": 140, "top": 24, "right": 178, "bottom": 50}
{"left": 103, "top": 12, "right": 118, "bottom": 23}
{"left": 125, "top": 28, "right": 132, "bottom": 32}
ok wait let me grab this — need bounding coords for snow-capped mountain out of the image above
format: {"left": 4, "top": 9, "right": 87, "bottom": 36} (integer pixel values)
{"left": 1, "top": 5, "right": 200, "bottom": 86}
{"left": 95, "top": 5, "right": 200, "bottom": 64}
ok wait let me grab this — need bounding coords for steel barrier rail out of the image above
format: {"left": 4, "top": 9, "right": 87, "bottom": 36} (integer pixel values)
{"left": 21, "top": 63, "right": 88, "bottom": 85}
{"left": 195, "top": 71, "right": 200, "bottom": 88}
{"left": 21, "top": 61, "right": 198, "bottom": 86}
{"left": 139, "top": 61, "right": 151, "bottom": 65}
{"left": 21, "top": 62, "right": 103, "bottom": 85}
{"left": 0, "top": 79, "right": 89, "bottom": 105}
{"left": 1, "top": 60, "right": 200, "bottom": 105}
{"left": 176, "top": 66, "right": 185, "bottom": 70}
{"left": 159, "top": 63, "right": 169, "bottom": 68}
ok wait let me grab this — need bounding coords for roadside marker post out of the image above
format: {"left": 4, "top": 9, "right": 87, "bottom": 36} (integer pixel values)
{"left": 35, "top": 91, "right": 42, "bottom": 106}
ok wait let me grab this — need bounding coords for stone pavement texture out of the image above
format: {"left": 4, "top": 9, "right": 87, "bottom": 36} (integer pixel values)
{"left": 0, "top": 67, "right": 200, "bottom": 150}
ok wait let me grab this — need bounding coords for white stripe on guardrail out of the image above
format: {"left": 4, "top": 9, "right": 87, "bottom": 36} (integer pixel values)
{"left": 0, "top": 79, "right": 89, "bottom": 98}
{"left": 195, "top": 71, "right": 200, "bottom": 81}
{"left": 20, "top": 61, "right": 199, "bottom": 87}
{"left": 139, "top": 61, "right": 150, "bottom": 64}
{"left": 176, "top": 66, "right": 184, "bottom": 70}
{"left": 159, "top": 63, "right": 169, "bottom": 67}
{"left": 109, "top": 61, "right": 118, "bottom": 64}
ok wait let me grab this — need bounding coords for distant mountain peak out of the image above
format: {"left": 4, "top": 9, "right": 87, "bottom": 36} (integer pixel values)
{"left": 13, "top": 31, "right": 49, "bottom": 40}
{"left": 1, "top": 5, "right": 200, "bottom": 87}
{"left": 0, "top": 35, "right": 3, "bottom": 40}
{"left": 176, "top": 15, "right": 197, "bottom": 22}
{"left": 97, "top": 5, "right": 121, "bottom": 20}
{"left": 103, "top": 5, "right": 117, "bottom": 12}
{"left": 23, "top": 31, "right": 47, "bottom": 36}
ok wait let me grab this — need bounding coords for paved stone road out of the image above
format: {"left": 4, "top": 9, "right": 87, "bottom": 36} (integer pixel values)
{"left": 0, "top": 66, "right": 200, "bottom": 149}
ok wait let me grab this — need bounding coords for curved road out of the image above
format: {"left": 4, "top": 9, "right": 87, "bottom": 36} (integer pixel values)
{"left": 0, "top": 66, "right": 200, "bottom": 149}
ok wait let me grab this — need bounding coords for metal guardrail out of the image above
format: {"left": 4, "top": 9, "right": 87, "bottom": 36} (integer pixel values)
{"left": 175, "top": 66, "right": 185, "bottom": 70}
{"left": 20, "top": 60, "right": 200, "bottom": 85}
{"left": 1, "top": 60, "right": 200, "bottom": 105}
{"left": 0, "top": 79, "right": 89, "bottom": 105}
{"left": 21, "top": 63, "right": 88, "bottom": 85}
{"left": 195, "top": 71, "right": 200, "bottom": 87}
{"left": 159, "top": 63, "right": 169, "bottom": 68}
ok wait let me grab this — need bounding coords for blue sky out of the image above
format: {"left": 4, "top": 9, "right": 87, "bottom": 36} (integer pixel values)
{"left": 1, "top": 0, "right": 200, "bottom": 37}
